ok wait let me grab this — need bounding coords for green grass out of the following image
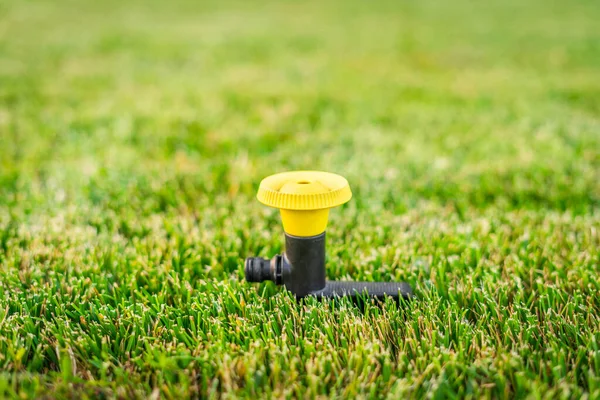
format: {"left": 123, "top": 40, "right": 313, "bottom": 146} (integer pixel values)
{"left": 1, "top": 0, "right": 599, "bottom": 398}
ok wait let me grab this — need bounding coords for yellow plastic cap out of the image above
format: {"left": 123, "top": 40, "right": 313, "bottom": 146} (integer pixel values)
{"left": 257, "top": 171, "right": 352, "bottom": 237}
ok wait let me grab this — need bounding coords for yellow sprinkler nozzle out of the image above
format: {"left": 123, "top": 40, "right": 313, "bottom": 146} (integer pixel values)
{"left": 256, "top": 171, "right": 352, "bottom": 237}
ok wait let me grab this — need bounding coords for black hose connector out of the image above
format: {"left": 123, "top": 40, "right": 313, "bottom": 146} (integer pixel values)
{"left": 245, "top": 232, "right": 413, "bottom": 302}
{"left": 244, "top": 255, "right": 285, "bottom": 285}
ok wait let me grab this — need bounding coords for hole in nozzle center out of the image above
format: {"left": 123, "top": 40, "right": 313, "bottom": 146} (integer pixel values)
{"left": 297, "top": 180, "right": 311, "bottom": 184}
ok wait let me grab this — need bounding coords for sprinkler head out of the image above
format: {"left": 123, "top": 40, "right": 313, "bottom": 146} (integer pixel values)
{"left": 245, "top": 171, "right": 413, "bottom": 301}
{"left": 256, "top": 170, "right": 352, "bottom": 237}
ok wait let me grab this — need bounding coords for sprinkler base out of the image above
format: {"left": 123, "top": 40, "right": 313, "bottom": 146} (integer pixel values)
{"left": 245, "top": 233, "right": 413, "bottom": 302}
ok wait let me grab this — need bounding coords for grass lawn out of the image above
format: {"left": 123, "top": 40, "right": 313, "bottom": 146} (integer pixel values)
{"left": 1, "top": 0, "right": 599, "bottom": 397}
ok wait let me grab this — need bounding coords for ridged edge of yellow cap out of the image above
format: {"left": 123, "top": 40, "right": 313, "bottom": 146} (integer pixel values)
{"left": 257, "top": 171, "right": 352, "bottom": 210}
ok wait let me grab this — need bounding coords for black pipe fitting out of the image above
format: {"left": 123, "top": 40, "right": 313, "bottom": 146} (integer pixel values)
{"left": 245, "top": 232, "right": 413, "bottom": 301}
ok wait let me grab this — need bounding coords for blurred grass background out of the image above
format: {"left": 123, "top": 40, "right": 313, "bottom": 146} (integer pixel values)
{"left": 0, "top": 0, "right": 599, "bottom": 398}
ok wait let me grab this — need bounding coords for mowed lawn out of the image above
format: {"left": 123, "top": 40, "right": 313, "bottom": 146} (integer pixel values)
{"left": 1, "top": 0, "right": 599, "bottom": 398}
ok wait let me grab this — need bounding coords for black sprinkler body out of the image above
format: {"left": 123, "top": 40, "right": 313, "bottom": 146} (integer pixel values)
{"left": 244, "top": 171, "right": 413, "bottom": 302}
